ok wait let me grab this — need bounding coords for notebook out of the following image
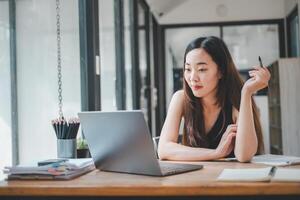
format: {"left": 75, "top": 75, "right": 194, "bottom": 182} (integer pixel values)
{"left": 217, "top": 167, "right": 300, "bottom": 182}
{"left": 78, "top": 110, "right": 203, "bottom": 176}
{"left": 251, "top": 154, "right": 300, "bottom": 166}
{"left": 215, "top": 154, "right": 300, "bottom": 166}
{"left": 4, "top": 158, "right": 95, "bottom": 180}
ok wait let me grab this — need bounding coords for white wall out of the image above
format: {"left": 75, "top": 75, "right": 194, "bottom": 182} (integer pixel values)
{"left": 149, "top": 0, "right": 286, "bottom": 24}
{"left": 16, "top": 0, "right": 81, "bottom": 164}
{"left": 254, "top": 96, "right": 270, "bottom": 154}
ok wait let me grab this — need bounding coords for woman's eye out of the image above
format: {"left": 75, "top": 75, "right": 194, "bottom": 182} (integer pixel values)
{"left": 185, "top": 68, "right": 191, "bottom": 72}
{"left": 199, "top": 68, "right": 207, "bottom": 72}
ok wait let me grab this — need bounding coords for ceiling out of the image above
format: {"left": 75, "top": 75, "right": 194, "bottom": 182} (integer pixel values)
{"left": 146, "top": 0, "right": 287, "bottom": 24}
{"left": 146, "top": 0, "right": 187, "bottom": 19}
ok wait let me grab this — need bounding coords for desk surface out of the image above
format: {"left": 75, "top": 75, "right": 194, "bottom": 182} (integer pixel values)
{"left": 0, "top": 161, "right": 300, "bottom": 197}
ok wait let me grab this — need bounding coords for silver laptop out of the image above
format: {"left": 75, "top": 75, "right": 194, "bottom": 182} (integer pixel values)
{"left": 78, "top": 110, "right": 203, "bottom": 176}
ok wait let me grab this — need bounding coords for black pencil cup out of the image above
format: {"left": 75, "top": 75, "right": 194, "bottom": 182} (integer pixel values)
{"left": 57, "top": 139, "right": 77, "bottom": 158}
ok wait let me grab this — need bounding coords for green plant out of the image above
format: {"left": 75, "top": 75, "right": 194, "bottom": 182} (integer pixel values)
{"left": 77, "top": 138, "right": 88, "bottom": 149}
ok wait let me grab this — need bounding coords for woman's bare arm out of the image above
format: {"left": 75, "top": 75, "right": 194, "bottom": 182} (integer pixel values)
{"left": 158, "top": 90, "right": 219, "bottom": 161}
{"left": 234, "top": 66, "right": 270, "bottom": 162}
{"left": 234, "top": 91, "right": 258, "bottom": 162}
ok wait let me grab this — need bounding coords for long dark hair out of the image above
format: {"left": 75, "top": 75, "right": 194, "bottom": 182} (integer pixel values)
{"left": 182, "top": 36, "right": 264, "bottom": 154}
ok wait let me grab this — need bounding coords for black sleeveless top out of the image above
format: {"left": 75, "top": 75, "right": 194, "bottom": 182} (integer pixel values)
{"left": 206, "top": 102, "right": 235, "bottom": 158}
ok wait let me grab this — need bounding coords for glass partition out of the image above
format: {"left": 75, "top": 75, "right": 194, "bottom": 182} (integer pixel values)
{"left": 289, "top": 14, "right": 299, "bottom": 57}
{"left": 16, "top": 0, "right": 81, "bottom": 163}
{"left": 138, "top": 2, "right": 150, "bottom": 124}
{"left": 124, "top": 0, "right": 132, "bottom": 110}
{"left": 287, "top": 8, "right": 300, "bottom": 57}
{"left": 99, "top": 0, "right": 117, "bottom": 111}
{"left": 0, "top": 0, "right": 12, "bottom": 180}
{"left": 223, "top": 24, "right": 280, "bottom": 70}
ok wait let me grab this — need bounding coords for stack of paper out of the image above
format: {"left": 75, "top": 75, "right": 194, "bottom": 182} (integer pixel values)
{"left": 3, "top": 158, "right": 95, "bottom": 180}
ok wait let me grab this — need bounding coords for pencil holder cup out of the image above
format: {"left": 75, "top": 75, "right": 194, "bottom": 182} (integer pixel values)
{"left": 57, "top": 139, "right": 77, "bottom": 158}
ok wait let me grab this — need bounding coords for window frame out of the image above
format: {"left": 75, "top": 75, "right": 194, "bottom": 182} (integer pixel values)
{"left": 287, "top": 5, "right": 299, "bottom": 57}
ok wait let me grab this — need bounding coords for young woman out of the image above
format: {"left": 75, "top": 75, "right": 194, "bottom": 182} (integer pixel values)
{"left": 158, "top": 36, "right": 270, "bottom": 162}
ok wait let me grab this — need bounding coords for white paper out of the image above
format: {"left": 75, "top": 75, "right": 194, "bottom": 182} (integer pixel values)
{"left": 217, "top": 167, "right": 273, "bottom": 182}
{"left": 272, "top": 168, "right": 300, "bottom": 182}
{"left": 251, "top": 154, "right": 300, "bottom": 166}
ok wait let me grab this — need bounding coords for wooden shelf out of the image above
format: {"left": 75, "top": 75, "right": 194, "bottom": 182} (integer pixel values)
{"left": 268, "top": 58, "right": 300, "bottom": 156}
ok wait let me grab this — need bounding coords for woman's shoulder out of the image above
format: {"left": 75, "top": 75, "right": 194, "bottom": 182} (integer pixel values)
{"left": 169, "top": 90, "right": 185, "bottom": 109}
{"left": 172, "top": 90, "right": 185, "bottom": 102}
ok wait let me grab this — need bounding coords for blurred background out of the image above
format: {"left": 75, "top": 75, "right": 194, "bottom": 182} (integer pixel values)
{"left": 0, "top": 0, "right": 299, "bottom": 180}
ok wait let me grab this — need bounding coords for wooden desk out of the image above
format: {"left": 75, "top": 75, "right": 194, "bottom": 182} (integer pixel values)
{"left": 0, "top": 161, "right": 299, "bottom": 199}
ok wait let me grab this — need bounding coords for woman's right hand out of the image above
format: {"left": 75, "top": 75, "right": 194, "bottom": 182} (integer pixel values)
{"left": 214, "top": 124, "right": 237, "bottom": 159}
{"left": 243, "top": 66, "right": 270, "bottom": 95}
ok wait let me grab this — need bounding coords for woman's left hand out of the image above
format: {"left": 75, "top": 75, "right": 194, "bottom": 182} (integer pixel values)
{"left": 243, "top": 66, "right": 271, "bottom": 95}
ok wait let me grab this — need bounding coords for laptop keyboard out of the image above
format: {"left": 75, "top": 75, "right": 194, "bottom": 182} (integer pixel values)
{"left": 158, "top": 162, "right": 202, "bottom": 175}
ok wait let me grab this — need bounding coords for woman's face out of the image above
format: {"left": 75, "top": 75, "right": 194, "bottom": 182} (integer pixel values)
{"left": 184, "top": 48, "right": 222, "bottom": 98}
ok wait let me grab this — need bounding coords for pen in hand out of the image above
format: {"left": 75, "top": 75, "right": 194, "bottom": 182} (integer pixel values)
{"left": 258, "top": 56, "right": 264, "bottom": 68}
